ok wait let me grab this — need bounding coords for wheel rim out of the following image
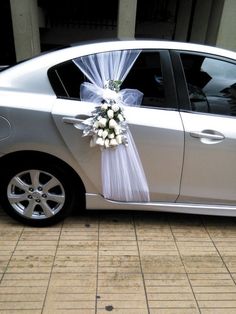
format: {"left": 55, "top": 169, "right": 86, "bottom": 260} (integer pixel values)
{"left": 7, "top": 169, "right": 65, "bottom": 220}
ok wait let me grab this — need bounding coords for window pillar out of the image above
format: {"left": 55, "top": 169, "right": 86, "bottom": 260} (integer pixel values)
{"left": 190, "top": 0, "right": 213, "bottom": 44}
{"left": 215, "top": 0, "right": 236, "bottom": 51}
{"left": 174, "top": 0, "right": 193, "bottom": 41}
{"left": 10, "top": 0, "right": 40, "bottom": 62}
{"left": 205, "top": 0, "right": 225, "bottom": 46}
{"left": 117, "top": 0, "right": 137, "bottom": 38}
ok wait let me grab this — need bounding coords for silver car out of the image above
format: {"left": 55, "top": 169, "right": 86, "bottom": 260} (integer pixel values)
{"left": 0, "top": 40, "right": 236, "bottom": 226}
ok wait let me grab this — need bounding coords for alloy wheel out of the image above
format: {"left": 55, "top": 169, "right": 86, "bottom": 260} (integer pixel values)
{"left": 7, "top": 169, "right": 65, "bottom": 219}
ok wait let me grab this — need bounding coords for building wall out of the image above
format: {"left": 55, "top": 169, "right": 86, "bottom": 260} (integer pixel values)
{"left": 3, "top": 0, "right": 236, "bottom": 64}
{"left": 216, "top": 0, "right": 236, "bottom": 51}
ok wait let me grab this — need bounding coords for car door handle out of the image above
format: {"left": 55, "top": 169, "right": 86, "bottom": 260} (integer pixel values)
{"left": 62, "top": 115, "right": 91, "bottom": 125}
{"left": 190, "top": 131, "right": 225, "bottom": 140}
{"left": 63, "top": 117, "right": 84, "bottom": 124}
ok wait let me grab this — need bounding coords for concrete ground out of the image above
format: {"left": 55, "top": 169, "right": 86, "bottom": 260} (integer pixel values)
{"left": 0, "top": 207, "right": 236, "bottom": 314}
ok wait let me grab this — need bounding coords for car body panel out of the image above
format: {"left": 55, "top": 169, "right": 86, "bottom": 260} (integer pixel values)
{"left": 86, "top": 193, "right": 236, "bottom": 217}
{"left": 0, "top": 91, "right": 96, "bottom": 192}
{"left": 179, "top": 111, "right": 236, "bottom": 205}
{"left": 52, "top": 98, "right": 184, "bottom": 201}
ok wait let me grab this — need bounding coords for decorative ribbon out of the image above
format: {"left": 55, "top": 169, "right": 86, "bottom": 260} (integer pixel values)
{"left": 80, "top": 82, "right": 144, "bottom": 107}
{"left": 73, "top": 50, "right": 150, "bottom": 202}
{"left": 79, "top": 81, "right": 150, "bottom": 202}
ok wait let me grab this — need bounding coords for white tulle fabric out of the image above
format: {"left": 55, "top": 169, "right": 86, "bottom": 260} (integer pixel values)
{"left": 73, "top": 50, "right": 150, "bottom": 202}
{"left": 80, "top": 82, "right": 144, "bottom": 107}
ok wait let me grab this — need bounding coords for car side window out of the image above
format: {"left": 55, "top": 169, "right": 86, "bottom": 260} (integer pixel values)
{"left": 49, "top": 50, "right": 167, "bottom": 108}
{"left": 180, "top": 53, "right": 236, "bottom": 116}
{"left": 122, "top": 51, "right": 166, "bottom": 108}
{"left": 48, "top": 60, "right": 86, "bottom": 99}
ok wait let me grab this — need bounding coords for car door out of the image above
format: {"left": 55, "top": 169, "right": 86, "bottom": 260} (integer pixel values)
{"left": 50, "top": 49, "right": 184, "bottom": 202}
{"left": 173, "top": 51, "right": 236, "bottom": 205}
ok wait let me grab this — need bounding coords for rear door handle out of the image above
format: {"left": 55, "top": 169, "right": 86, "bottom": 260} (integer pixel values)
{"left": 63, "top": 117, "right": 84, "bottom": 124}
{"left": 190, "top": 131, "right": 225, "bottom": 140}
{"left": 62, "top": 115, "right": 91, "bottom": 125}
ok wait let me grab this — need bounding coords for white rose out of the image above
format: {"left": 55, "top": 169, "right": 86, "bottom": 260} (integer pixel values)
{"left": 98, "top": 118, "right": 107, "bottom": 128}
{"left": 110, "top": 138, "right": 118, "bottom": 147}
{"left": 114, "top": 126, "right": 121, "bottom": 135}
{"left": 107, "top": 109, "right": 114, "bottom": 119}
{"left": 109, "top": 119, "right": 117, "bottom": 129}
{"left": 116, "top": 135, "right": 122, "bottom": 144}
{"left": 102, "top": 129, "right": 109, "bottom": 139}
{"left": 111, "top": 104, "right": 120, "bottom": 112}
{"left": 118, "top": 113, "right": 124, "bottom": 122}
{"left": 108, "top": 133, "right": 115, "bottom": 139}
{"left": 104, "top": 139, "right": 110, "bottom": 148}
{"left": 101, "top": 103, "right": 108, "bottom": 111}
{"left": 97, "top": 129, "right": 103, "bottom": 137}
{"left": 96, "top": 137, "right": 105, "bottom": 146}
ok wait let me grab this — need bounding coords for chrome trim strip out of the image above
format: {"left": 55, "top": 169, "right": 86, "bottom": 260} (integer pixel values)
{"left": 86, "top": 193, "right": 236, "bottom": 217}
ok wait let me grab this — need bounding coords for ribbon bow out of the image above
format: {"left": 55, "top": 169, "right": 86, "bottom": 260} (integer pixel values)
{"left": 80, "top": 81, "right": 143, "bottom": 107}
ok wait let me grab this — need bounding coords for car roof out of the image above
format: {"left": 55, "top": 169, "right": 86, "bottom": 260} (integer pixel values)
{"left": 43, "top": 39, "right": 236, "bottom": 62}
{"left": 5, "top": 39, "right": 236, "bottom": 68}
{"left": 0, "top": 39, "right": 236, "bottom": 94}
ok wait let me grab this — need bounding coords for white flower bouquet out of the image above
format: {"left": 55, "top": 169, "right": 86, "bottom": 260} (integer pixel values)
{"left": 82, "top": 80, "right": 128, "bottom": 149}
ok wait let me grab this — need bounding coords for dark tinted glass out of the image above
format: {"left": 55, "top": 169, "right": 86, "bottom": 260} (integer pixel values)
{"left": 122, "top": 51, "right": 166, "bottom": 108}
{"left": 181, "top": 53, "right": 236, "bottom": 116}
{"left": 48, "top": 60, "right": 85, "bottom": 99}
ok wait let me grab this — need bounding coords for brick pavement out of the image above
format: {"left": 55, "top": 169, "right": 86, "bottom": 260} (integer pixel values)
{"left": 0, "top": 207, "right": 236, "bottom": 313}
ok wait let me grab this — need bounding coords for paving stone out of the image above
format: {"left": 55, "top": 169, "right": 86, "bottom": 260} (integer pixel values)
{"left": 44, "top": 300, "right": 95, "bottom": 309}
{"left": 97, "top": 293, "right": 146, "bottom": 301}
{"left": 149, "top": 300, "right": 199, "bottom": 308}
{"left": 0, "top": 294, "right": 45, "bottom": 302}
{"left": 0, "top": 311, "right": 42, "bottom": 314}
{"left": 141, "top": 256, "right": 186, "bottom": 273}
{"left": 150, "top": 309, "right": 200, "bottom": 314}
{"left": 199, "top": 300, "right": 236, "bottom": 307}
{"left": 43, "top": 310, "right": 94, "bottom": 314}
{"left": 201, "top": 310, "right": 236, "bottom": 314}
{"left": 0, "top": 301, "right": 43, "bottom": 310}
{"left": 182, "top": 256, "right": 227, "bottom": 273}
{"left": 97, "top": 310, "right": 148, "bottom": 314}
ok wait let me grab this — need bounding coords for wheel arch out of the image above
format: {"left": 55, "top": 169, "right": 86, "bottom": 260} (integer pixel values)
{"left": 0, "top": 150, "right": 86, "bottom": 208}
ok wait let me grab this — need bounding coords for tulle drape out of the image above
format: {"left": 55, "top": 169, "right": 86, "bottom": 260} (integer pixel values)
{"left": 73, "top": 50, "right": 150, "bottom": 202}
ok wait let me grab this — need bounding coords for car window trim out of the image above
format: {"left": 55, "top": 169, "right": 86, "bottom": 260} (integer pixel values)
{"left": 159, "top": 50, "right": 178, "bottom": 109}
{"left": 169, "top": 50, "right": 191, "bottom": 111}
{"left": 54, "top": 69, "right": 70, "bottom": 97}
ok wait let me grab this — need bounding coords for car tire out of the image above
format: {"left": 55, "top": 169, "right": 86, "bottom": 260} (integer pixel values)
{"left": 0, "top": 160, "right": 78, "bottom": 227}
